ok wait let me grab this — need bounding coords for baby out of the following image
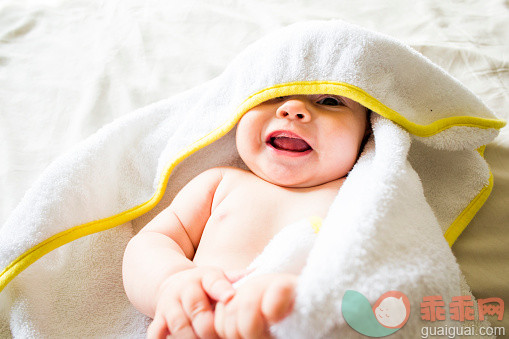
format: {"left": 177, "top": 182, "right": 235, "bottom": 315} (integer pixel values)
{"left": 123, "top": 94, "right": 370, "bottom": 338}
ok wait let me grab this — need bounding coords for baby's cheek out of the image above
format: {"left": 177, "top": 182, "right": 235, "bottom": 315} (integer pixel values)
{"left": 328, "top": 135, "right": 359, "bottom": 165}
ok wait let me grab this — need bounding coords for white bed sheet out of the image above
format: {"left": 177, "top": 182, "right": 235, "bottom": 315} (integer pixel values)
{"left": 1, "top": 0, "right": 508, "bottom": 336}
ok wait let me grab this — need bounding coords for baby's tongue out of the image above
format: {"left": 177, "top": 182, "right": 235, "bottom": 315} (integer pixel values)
{"left": 272, "top": 137, "right": 311, "bottom": 152}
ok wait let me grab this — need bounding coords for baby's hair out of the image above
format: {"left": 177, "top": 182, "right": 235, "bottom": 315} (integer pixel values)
{"left": 366, "top": 108, "right": 372, "bottom": 128}
{"left": 365, "top": 107, "right": 373, "bottom": 138}
{"left": 356, "top": 107, "right": 373, "bottom": 162}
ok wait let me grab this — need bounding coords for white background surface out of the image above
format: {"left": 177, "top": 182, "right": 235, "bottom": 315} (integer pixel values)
{"left": 1, "top": 0, "right": 508, "bottom": 333}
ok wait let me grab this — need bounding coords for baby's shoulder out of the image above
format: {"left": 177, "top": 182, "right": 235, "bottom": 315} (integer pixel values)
{"left": 189, "top": 167, "right": 252, "bottom": 192}
{"left": 206, "top": 166, "right": 255, "bottom": 208}
{"left": 211, "top": 166, "right": 254, "bottom": 181}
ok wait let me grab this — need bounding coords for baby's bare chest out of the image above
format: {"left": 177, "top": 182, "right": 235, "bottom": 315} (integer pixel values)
{"left": 210, "top": 184, "right": 332, "bottom": 232}
{"left": 192, "top": 173, "right": 340, "bottom": 271}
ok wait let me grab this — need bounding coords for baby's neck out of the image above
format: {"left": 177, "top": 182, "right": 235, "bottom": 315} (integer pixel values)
{"left": 278, "top": 176, "right": 346, "bottom": 193}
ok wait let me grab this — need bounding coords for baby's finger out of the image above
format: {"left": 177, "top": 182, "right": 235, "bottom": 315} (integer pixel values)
{"left": 168, "top": 327, "right": 197, "bottom": 339}
{"left": 201, "top": 268, "right": 236, "bottom": 303}
{"left": 181, "top": 284, "right": 219, "bottom": 338}
{"left": 163, "top": 302, "right": 198, "bottom": 339}
{"left": 223, "top": 301, "right": 242, "bottom": 339}
{"left": 147, "top": 315, "right": 169, "bottom": 339}
{"left": 261, "top": 279, "right": 296, "bottom": 324}
{"left": 215, "top": 300, "right": 242, "bottom": 339}
{"left": 214, "top": 301, "right": 226, "bottom": 338}
{"left": 237, "top": 297, "right": 267, "bottom": 339}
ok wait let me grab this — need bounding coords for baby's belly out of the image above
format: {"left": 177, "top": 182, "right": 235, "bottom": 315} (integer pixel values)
{"left": 192, "top": 214, "right": 281, "bottom": 272}
{"left": 192, "top": 246, "right": 256, "bottom": 273}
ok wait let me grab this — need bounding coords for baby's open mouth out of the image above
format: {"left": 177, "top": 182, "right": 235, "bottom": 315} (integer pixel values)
{"left": 266, "top": 131, "right": 312, "bottom": 152}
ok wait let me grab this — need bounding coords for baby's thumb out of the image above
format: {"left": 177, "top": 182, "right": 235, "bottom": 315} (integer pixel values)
{"left": 224, "top": 267, "right": 255, "bottom": 283}
{"left": 201, "top": 269, "right": 236, "bottom": 303}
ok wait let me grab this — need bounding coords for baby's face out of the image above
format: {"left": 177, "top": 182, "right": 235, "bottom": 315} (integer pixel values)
{"left": 236, "top": 94, "right": 368, "bottom": 188}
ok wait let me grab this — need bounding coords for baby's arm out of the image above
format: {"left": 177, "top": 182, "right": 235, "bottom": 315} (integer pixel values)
{"left": 122, "top": 167, "right": 234, "bottom": 338}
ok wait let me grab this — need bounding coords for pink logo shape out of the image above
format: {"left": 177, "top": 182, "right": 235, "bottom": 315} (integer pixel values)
{"left": 372, "top": 291, "right": 411, "bottom": 329}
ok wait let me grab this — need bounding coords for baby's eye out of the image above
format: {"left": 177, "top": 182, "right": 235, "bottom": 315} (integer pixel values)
{"left": 316, "top": 95, "right": 344, "bottom": 106}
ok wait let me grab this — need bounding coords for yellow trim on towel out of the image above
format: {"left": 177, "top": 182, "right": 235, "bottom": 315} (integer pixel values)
{"left": 444, "top": 146, "right": 494, "bottom": 247}
{"left": 0, "top": 81, "right": 503, "bottom": 292}
{"left": 0, "top": 126, "right": 237, "bottom": 292}
{"left": 236, "top": 81, "right": 506, "bottom": 136}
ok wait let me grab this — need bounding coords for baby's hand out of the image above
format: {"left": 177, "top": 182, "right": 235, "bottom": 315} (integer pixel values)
{"left": 214, "top": 273, "right": 297, "bottom": 339}
{"left": 147, "top": 266, "right": 237, "bottom": 339}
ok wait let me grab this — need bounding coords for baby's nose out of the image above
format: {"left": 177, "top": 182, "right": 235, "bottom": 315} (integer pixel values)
{"left": 275, "top": 99, "right": 311, "bottom": 122}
